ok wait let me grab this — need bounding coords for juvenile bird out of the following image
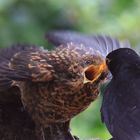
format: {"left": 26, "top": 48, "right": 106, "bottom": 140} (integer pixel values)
{"left": 0, "top": 31, "right": 125, "bottom": 140}
{"left": 101, "top": 48, "right": 140, "bottom": 140}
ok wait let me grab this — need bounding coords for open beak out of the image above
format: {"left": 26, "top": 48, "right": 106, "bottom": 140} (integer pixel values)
{"left": 83, "top": 62, "right": 108, "bottom": 84}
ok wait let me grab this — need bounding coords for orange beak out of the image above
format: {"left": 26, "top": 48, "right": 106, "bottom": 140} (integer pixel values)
{"left": 83, "top": 62, "right": 108, "bottom": 84}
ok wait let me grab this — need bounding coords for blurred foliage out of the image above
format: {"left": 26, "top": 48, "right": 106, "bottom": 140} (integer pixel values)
{"left": 71, "top": 98, "right": 111, "bottom": 140}
{"left": 0, "top": 0, "right": 139, "bottom": 139}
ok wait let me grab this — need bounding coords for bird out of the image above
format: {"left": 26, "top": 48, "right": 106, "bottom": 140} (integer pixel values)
{"left": 101, "top": 48, "right": 140, "bottom": 140}
{"left": 0, "top": 31, "right": 126, "bottom": 140}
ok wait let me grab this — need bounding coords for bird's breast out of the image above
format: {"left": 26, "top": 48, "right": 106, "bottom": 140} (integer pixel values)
{"left": 20, "top": 82, "right": 99, "bottom": 127}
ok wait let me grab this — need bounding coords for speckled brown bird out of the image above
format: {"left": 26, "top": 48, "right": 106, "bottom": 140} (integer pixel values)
{"left": 0, "top": 31, "right": 128, "bottom": 140}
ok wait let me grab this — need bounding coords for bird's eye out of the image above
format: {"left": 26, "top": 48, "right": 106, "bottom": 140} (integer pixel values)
{"left": 85, "top": 60, "right": 91, "bottom": 65}
{"left": 106, "top": 58, "right": 111, "bottom": 65}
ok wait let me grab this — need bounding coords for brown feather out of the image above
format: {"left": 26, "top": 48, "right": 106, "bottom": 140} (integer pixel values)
{"left": 0, "top": 36, "right": 125, "bottom": 139}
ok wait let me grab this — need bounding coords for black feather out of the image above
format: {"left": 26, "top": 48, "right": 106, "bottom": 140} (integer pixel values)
{"left": 101, "top": 48, "right": 140, "bottom": 140}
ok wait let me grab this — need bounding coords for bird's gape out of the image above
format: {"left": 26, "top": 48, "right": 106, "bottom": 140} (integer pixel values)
{"left": 83, "top": 62, "right": 107, "bottom": 84}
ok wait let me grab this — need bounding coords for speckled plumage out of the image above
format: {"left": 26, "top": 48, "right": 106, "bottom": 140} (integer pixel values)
{"left": 0, "top": 31, "right": 128, "bottom": 140}
{"left": 10, "top": 44, "right": 107, "bottom": 130}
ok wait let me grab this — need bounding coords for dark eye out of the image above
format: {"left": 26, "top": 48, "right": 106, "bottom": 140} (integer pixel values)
{"left": 106, "top": 58, "right": 111, "bottom": 65}
{"left": 85, "top": 60, "right": 91, "bottom": 65}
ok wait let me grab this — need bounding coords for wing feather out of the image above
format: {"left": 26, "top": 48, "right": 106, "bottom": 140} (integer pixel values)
{"left": 0, "top": 44, "right": 53, "bottom": 91}
{"left": 46, "top": 30, "right": 131, "bottom": 57}
{"left": 8, "top": 49, "right": 54, "bottom": 82}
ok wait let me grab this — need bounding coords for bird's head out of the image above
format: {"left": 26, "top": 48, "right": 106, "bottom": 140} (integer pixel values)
{"left": 82, "top": 55, "right": 108, "bottom": 84}
{"left": 106, "top": 48, "right": 140, "bottom": 76}
{"left": 54, "top": 44, "right": 108, "bottom": 88}
{"left": 51, "top": 44, "right": 109, "bottom": 91}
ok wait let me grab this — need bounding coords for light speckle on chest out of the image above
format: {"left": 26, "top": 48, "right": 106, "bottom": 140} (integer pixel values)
{"left": 20, "top": 82, "right": 99, "bottom": 126}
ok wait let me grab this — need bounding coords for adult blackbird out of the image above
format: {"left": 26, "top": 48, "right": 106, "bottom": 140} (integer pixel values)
{"left": 101, "top": 48, "right": 140, "bottom": 140}
{"left": 0, "top": 31, "right": 126, "bottom": 140}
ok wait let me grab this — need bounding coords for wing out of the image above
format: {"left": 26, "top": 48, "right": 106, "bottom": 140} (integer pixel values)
{"left": 101, "top": 79, "right": 140, "bottom": 140}
{"left": 0, "top": 44, "right": 39, "bottom": 90}
{"left": 101, "top": 83, "right": 133, "bottom": 140}
{"left": 0, "top": 44, "right": 41, "bottom": 104}
{"left": 9, "top": 49, "right": 54, "bottom": 82}
{"left": 45, "top": 30, "right": 131, "bottom": 58}
{"left": 0, "top": 44, "right": 54, "bottom": 91}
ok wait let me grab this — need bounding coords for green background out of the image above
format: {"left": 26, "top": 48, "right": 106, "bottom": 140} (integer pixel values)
{"left": 0, "top": 0, "right": 139, "bottom": 139}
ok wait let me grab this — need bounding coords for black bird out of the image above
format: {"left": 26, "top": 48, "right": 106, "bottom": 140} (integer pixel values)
{"left": 101, "top": 48, "right": 140, "bottom": 140}
{"left": 0, "top": 31, "right": 127, "bottom": 140}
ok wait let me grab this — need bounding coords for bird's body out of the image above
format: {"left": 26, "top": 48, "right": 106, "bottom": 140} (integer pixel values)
{"left": 11, "top": 44, "right": 107, "bottom": 126}
{"left": 6, "top": 44, "right": 108, "bottom": 140}
{"left": 101, "top": 48, "right": 140, "bottom": 140}
{"left": 0, "top": 31, "right": 126, "bottom": 140}
{"left": 22, "top": 75, "right": 100, "bottom": 125}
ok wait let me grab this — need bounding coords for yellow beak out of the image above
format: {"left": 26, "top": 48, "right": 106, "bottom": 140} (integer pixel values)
{"left": 83, "top": 62, "right": 108, "bottom": 84}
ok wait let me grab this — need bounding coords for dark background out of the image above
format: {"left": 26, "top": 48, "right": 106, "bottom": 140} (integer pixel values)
{"left": 0, "top": 0, "right": 139, "bottom": 139}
